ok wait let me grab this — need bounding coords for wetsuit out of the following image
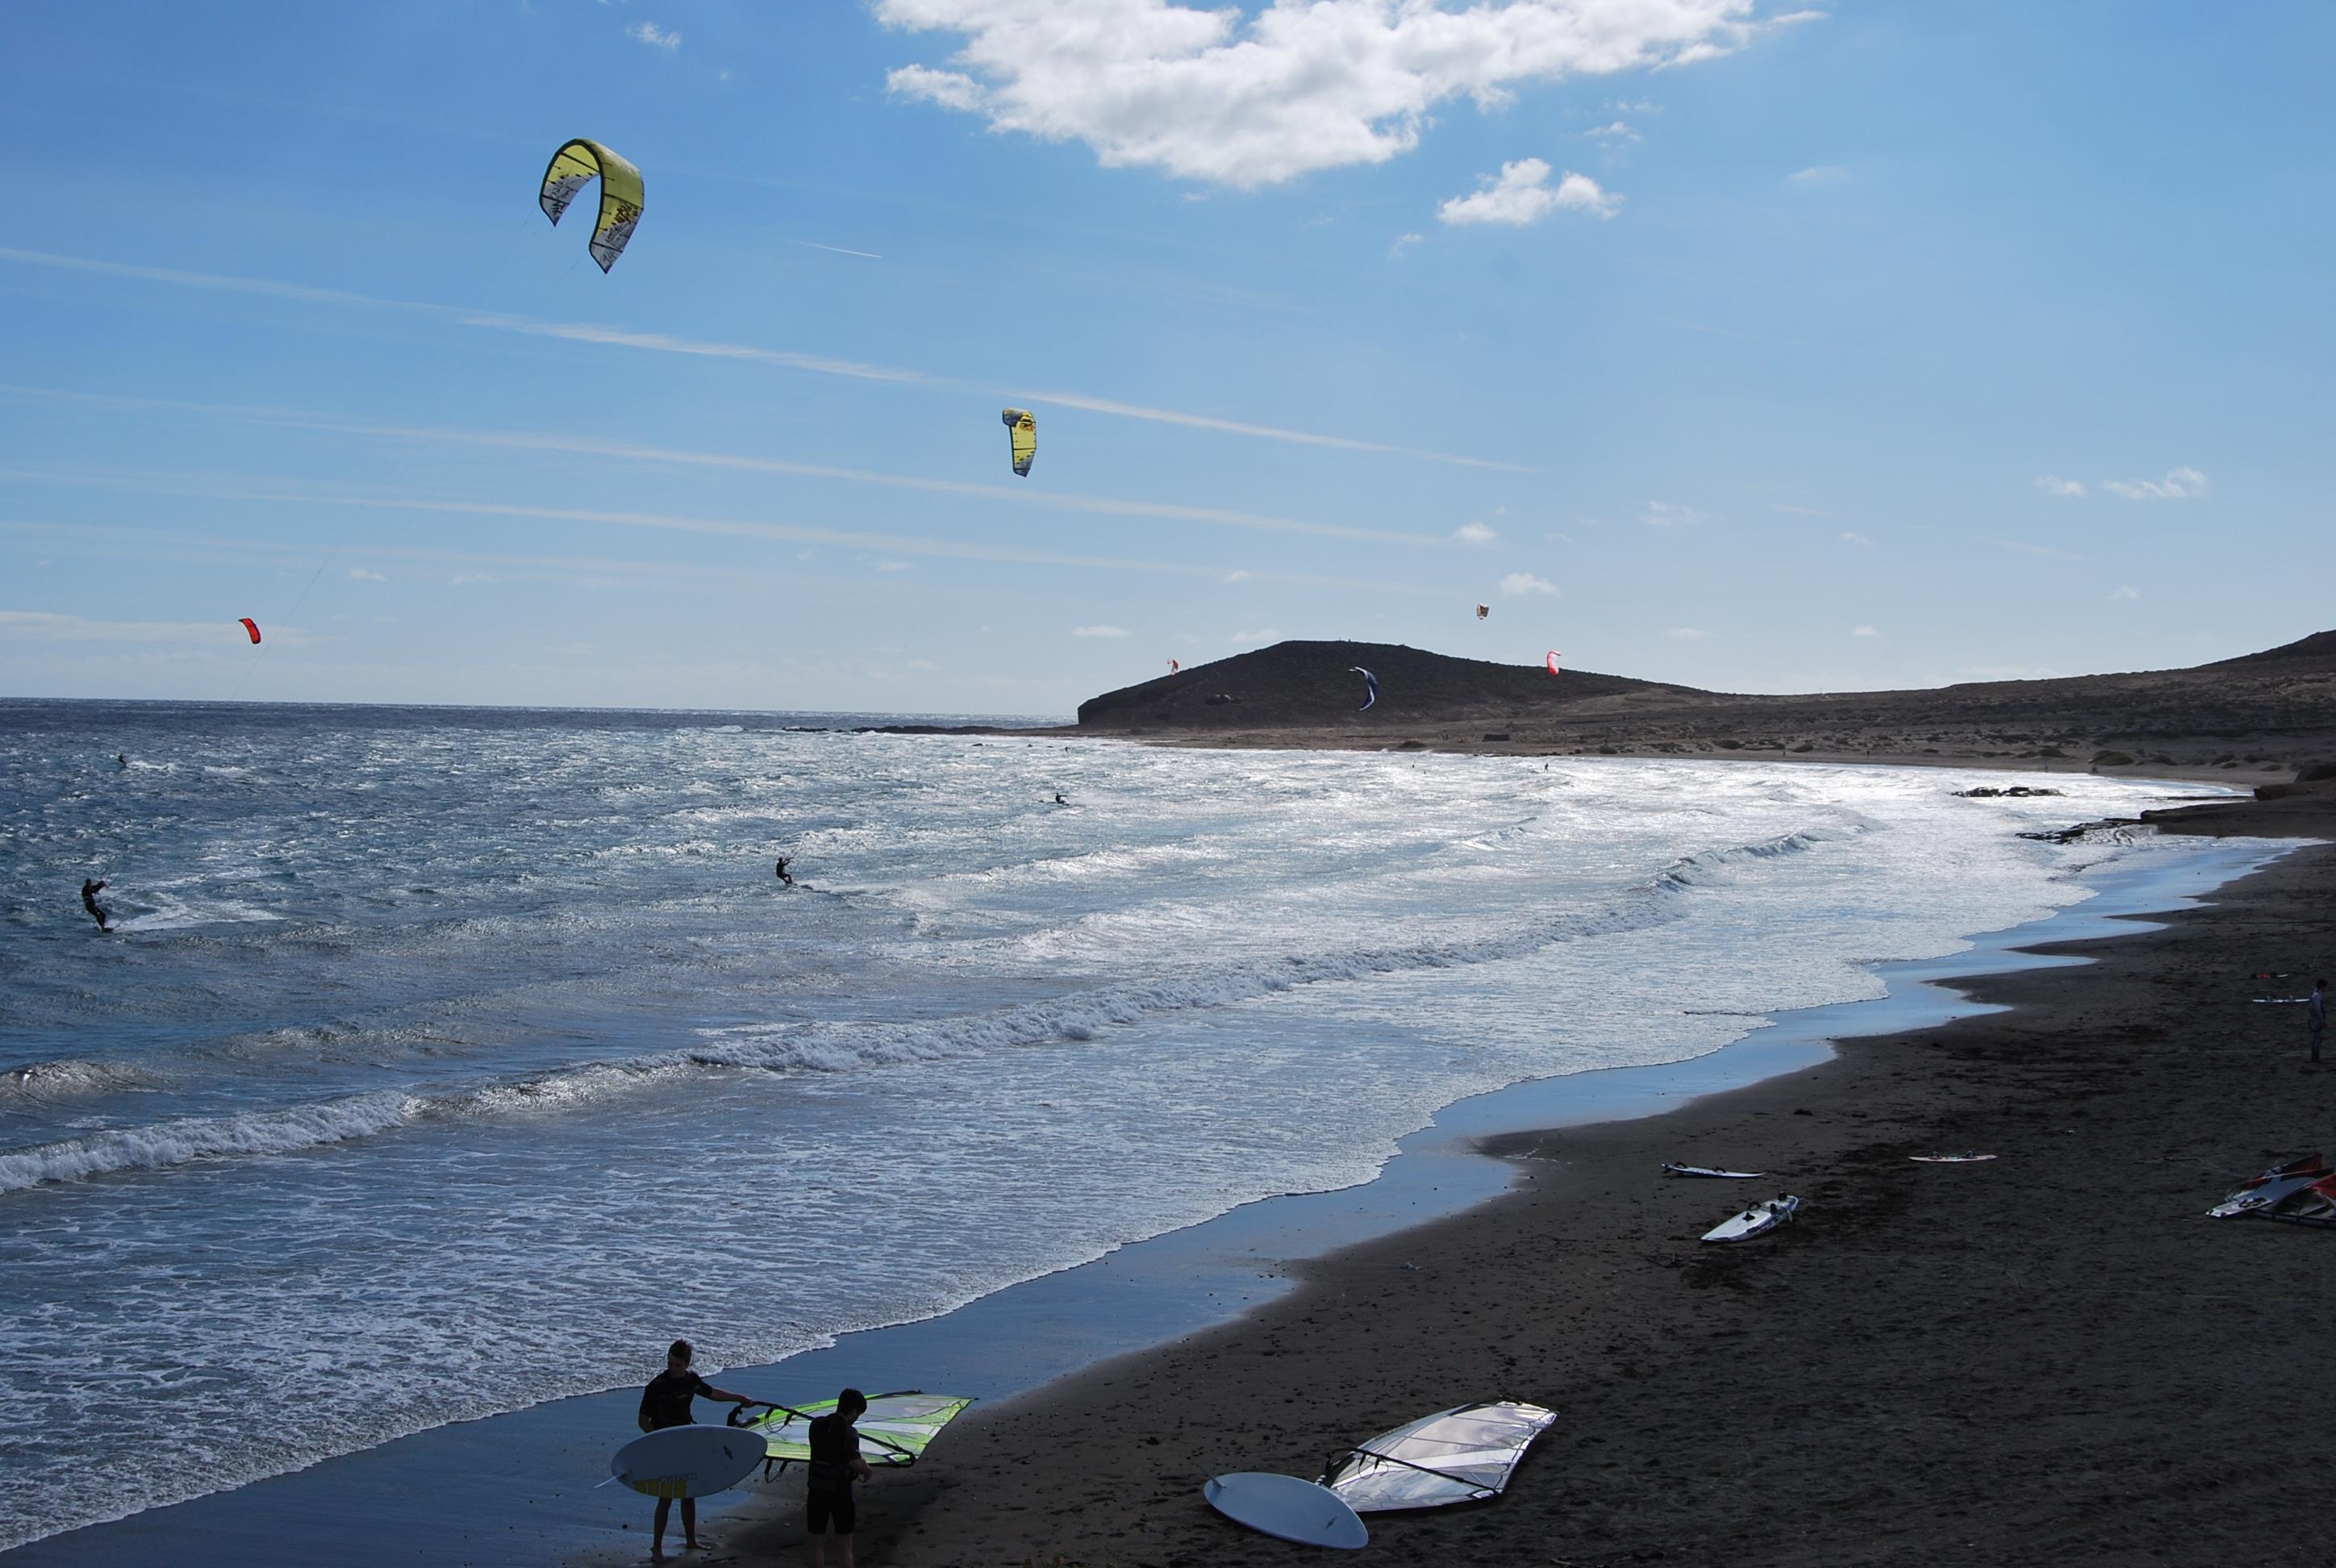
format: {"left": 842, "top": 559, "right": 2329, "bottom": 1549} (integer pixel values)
{"left": 81, "top": 879, "right": 110, "bottom": 933}
{"left": 775, "top": 858, "right": 794, "bottom": 886}
{"left": 638, "top": 1369, "right": 713, "bottom": 1431}
{"left": 803, "top": 1412, "right": 860, "bottom": 1536}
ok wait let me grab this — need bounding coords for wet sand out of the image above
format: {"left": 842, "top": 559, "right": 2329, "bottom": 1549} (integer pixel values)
{"left": 716, "top": 792, "right": 2336, "bottom": 1567}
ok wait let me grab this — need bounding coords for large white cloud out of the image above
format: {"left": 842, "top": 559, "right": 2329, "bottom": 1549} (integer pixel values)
{"left": 878, "top": 0, "right": 1776, "bottom": 188}
{"left": 1438, "top": 159, "right": 1618, "bottom": 224}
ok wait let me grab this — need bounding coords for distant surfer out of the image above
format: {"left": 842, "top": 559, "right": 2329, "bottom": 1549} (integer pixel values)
{"left": 1053, "top": 791, "right": 1068, "bottom": 806}
{"left": 805, "top": 1387, "right": 873, "bottom": 1568}
{"left": 115, "top": 753, "right": 127, "bottom": 770}
{"left": 775, "top": 856, "right": 795, "bottom": 887}
{"left": 80, "top": 878, "right": 111, "bottom": 934}
{"left": 636, "top": 1338, "right": 753, "bottom": 1558}
{"left": 2311, "top": 978, "right": 2326, "bottom": 1064}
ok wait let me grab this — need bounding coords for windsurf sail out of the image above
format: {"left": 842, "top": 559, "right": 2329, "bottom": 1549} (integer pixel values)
{"left": 737, "top": 1391, "right": 971, "bottom": 1474}
{"left": 2267, "top": 1174, "right": 2336, "bottom": 1228}
{"left": 1318, "top": 1400, "right": 1556, "bottom": 1512}
{"left": 2209, "top": 1154, "right": 2329, "bottom": 1218}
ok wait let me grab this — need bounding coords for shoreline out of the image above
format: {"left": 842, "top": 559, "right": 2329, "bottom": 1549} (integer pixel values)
{"left": 722, "top": 800, "right": 2336, "bottom": 1567}
{"left": 2, "top": 782, "right": 2278, "bottom": 1566}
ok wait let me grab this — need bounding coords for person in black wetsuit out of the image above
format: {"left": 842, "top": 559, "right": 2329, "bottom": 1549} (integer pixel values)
{"left": 636, "top": 1338, "right": 753, "bottom": 1558}
{"left": 775, "top": 856, "right": 795, "bottom": 887}
{"left": 805, "top": 1387, "right": 872, "bottom": 1568}
{"left": 81, "top": 879, "right": 111, "bottom": 934}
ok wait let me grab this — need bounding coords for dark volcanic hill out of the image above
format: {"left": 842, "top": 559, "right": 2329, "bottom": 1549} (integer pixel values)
{"left": 1074, "top": 635, "right": 2336, "bottom": 777}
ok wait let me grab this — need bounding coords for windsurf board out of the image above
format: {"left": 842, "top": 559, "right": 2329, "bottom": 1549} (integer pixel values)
{"left": 1910, "top": 1153, "right": 1997, "bottom": 1164}
{"left": 609, "top": 1424, "right": 768, "bottom": 1500}
{"left": 1702, "top": 1195, "right": 1800, "bottom": 1244}
{"left": 1204, "top": 1473, "right": 1369, "bottom": 1549}
{"left": 1662, "top": 1162, "right": 1763, "bottom": 1179}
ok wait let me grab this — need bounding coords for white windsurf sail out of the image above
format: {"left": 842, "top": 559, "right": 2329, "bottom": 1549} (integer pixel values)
{"left": 739, "top": 1391, "right": 971, "bottom": 1472}
{"left": 1317, "top": 1399, "right": 1557, "bottom": 1512}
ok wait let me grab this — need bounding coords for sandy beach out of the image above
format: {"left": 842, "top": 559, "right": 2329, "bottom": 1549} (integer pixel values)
{"left": 699, "top": 786, "right": 2336, "bottom": 1568}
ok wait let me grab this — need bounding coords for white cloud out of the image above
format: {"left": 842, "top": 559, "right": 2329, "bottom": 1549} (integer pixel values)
{"left": 348, "top": 566, "right": 386, "bottom": 580}
{"left": 1388, "top": 231, "right": 1425, "bottom": 259}
{"left": 879, "top": 0, "right": 1770, "bottom": 188}
{"left": 1666, "top": 626, "right": 1709, "bottom": 639}
{"left": 2104, "top": 465, "right": 2207, "bottom": 501}
{"left": 1641, "top": 500, "right": 1710, "bottom": 528}
{"left": 1990, "top": 536, "right": 2083, "bottom": 561}
{"left": 1850, "top": 624, "right": 1879, "bottom": 637}
{"left": 1438, "top": 160, "right": 1618, "bottom": 226}
{"left": 875, "top": 559, "right": 913, "bottom": 572}
{"left": 1498, "top": 572, "right": 1557, "bottom": 597}
{"left": 1582, "top": 120, "right": 1639, "bottom": 143}
{"left": 1606, "top": 97, "right": 1659, "bottom": 113}
{"left": 1839, "top": 530, "right": 1871, "bottom": 546}
{"left": 1071, "top": 623, "right": 1128, "bottom": 638}
{"left": 906, "top": 658, "right": 939, "bottom": 670}
{"left": 2035, "top": 475, "right": 2086, "bottom": 498}
{"left": 451, "top": 573, "right": 499, "bottom": 586}
{"left": 1232, "top": 626, "right": 1283, "bottom": 643}
{"left": 1453, "top": 521, "right": 1497, "bottom": 544}
{"left": 1787, "top": 164, "right": 1846, "bottom": 184}
{"left": 1223, "top": 569, "right": 1250, "bottom": 582}
{"left": 2111, "top": 584, "right": 2141, "bottom": 602}
{"left": 625, "top": 20, "right": 680, "bottom": 49}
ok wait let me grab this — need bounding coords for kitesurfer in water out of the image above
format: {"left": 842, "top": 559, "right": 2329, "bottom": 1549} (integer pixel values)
{"left": 116, "top": 753, "right": 127, "bottom": 770}
{"left": 805, "top": 1387, "right": 873, "bottom": 1568}
{"left": 1053, "top": 791, "right": 1068, "bottom": 806}
{"left": 81, "top": 878, "right": 111, "bottom": 934}
{"left": 775, "top": 856, "right": 795, "bottom": 887}
{"left": 637, "top": 1338, "right": 753, "bottom": 1558}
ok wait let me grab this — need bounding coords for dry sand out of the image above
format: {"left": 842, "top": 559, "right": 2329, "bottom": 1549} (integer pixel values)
{"left": 707, "top": 788, "right": 2336, "bottom": 1568}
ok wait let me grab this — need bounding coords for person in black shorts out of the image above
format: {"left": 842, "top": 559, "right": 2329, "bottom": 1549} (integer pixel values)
{"left": 804, "top": 1387, "right": 872, "bottom": 1568}
{"left": 636, "top": 1338, "right": 753, "bottom": 1558}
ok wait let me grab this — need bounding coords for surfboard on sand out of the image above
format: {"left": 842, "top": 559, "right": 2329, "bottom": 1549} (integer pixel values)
{"left": 1204, "top": 1473, "right": 1369, "bottom": 1549}
{"left": 1702, "top": 1195, "right": 1800, "bottom": 1244}
{"left": 1910, "top": 1153, "right": 1997, "bottom": 1163}
{"left": 609, "top": 1424, "right": 768, "bottom": 1500}
{"left": 1662, "top": 1162, "right": 1763, "bottom": 1179}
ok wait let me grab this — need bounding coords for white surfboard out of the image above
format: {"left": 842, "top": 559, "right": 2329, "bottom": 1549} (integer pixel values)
{"left": 1204, "top": 1472, "right": 1369, "bottom": 1549}
{"left": 1702, "top": 1195, "right": 1800, "bottom": 1244}
{"left": 1662, "top": 1162, "right": 1764, "bottom": 1179}
{"left": 609, "top": 1424, "right": 768, "bottom": 1500}
{"left": 1909, "top": 1153, "right": 1997, "bottom": 1164}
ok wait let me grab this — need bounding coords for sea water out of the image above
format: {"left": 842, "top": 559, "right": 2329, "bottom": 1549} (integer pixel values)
{"left": 0, "top": 699, "right": 2225, "bottom": 1549}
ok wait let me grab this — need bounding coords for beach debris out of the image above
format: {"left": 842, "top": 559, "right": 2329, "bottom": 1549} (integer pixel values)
{"left": 237, "top": 617, "right": 261, "bottom": 644}
{"left": 2208, "top": 1154, "right": 2330, "bottom": 1218}
{"left": 736, "top": 1391, "right": 971, "bottom": 1478}
{"left": 1318, "top": 1399, "right": 1558, "bottom": 1512}
{"left": 999, "top": 407, "right": 1037, "bottom": 476}
{"left": 1701, "top": 1195, "right": 1800, "bottom": 1244}
{"left": 1662, "top": 1162, "right": 1764, "bottom": 1179}
{"left": 1910, "top": 1153, "right": 1998, "bottom": 1164}
{"left": 538, "top": 138, "right": 643, "bottom": 272}
{"left": 1349, "top": 666, "right": 1379, "bottom": 711}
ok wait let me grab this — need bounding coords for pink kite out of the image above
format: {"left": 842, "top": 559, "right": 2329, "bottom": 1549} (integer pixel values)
{"left": 1545, "top": 650, "right": 1562, "bottom": 677}
{"left": 239, "top": 618, "right": 262, "bottom": 644}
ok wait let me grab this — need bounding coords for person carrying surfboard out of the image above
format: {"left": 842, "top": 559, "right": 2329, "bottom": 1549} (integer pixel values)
{"left": 805, "top": 1387, "right": 873, "bottom": 1568}
{"left": 637, "top": 1339, "right": 753, "bottom": 1558}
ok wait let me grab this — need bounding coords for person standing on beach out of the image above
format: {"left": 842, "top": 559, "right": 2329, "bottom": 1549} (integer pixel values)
{"left": 2310, "top": 978, "right": 2326, "bottom": 1064}
{"left": 804, "top": 1387, "right": 872, "bottom": 1568}
{"left": 80, "top": 878, "right": 111, "bottom": 934}
{"left": 636, "top": 1339, "right": 753, "bottom": 1558}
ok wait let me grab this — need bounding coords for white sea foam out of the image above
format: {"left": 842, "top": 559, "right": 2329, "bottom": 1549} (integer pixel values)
{"left": 0, "top": 1091, "right": 419, "bottom": 1192}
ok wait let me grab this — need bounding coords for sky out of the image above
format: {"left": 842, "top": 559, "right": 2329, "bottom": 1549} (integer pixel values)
{"left": 2, "top": 0, "right": 2330, "bottom": 717}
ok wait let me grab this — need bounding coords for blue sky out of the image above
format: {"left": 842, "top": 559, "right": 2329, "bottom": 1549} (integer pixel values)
{"left": 2, "top": 1, "right": 2329, "bottom": 716}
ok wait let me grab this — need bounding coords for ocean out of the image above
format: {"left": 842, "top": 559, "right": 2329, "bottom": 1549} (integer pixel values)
{"left": 0, "top": 698, "right": 2225, "bottom": 1549}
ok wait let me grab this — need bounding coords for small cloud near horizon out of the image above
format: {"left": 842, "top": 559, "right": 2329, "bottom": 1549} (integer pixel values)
{"left": 1666, "top": 627, "right": 1709, "bottom": 639}
{"left": 1840, "top": 530, "right": 1871, "bottom": 546}
{"left": 625, "top": 20, "right": 680, "bottom": 48}
{"left": 1498, "top": 572, "right": 1558, "bottom": 597}
{"left": 451, "top": 573, "right": 498, "bottom": 586}
{"left": 1788, "top": 165, "right": 1848, "bottom": 184}
{"left": 348, "top": 567, "right": 386, "bottom": 580}
{"left": 2111, "top": 584, "right": 2142, "bottom": 602}
{"left": 875, "top": 560, "right": 912, "bottom": 572}
{"left": 1438, "top": 161, "right": 1619, "bottom": 226}
{"left": 1070, "top": 624, "right": 1128, "bottom": 639}
{"left": 1389, "top": 231, "right": 1425, "bottom": 259}
{"left": 1231, "top": 627, "right": 1282, "bottom": 644}
{"left": 1453, "top": 521, "right": 1497, "bottom": 544}
{"left": 2104, "top": 465, "right": 2207, "bottom": 501}
{"left": 1850, "top": 624, "right": 1880, "bottom": 637}
{"left": 1641, "top": 500, "right": 1710, "bottom": 528}
{"left": 2036, "top": 475, "right": 2087, "bottom": 498}
{"left": 1991, "top": 536, "right": 2083, "bottom": 561}
{"left": 1582, "top": 121, "right": 1640, "bottom": 143}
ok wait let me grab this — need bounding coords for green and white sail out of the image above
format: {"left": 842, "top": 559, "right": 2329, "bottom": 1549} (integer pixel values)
{"left": 742, "top": 1391, "right": 972, "bottom": 1468}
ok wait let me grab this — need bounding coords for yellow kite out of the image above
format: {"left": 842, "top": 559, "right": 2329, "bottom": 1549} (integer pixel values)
{"left": 539, "top": 139, "right": 644, "bottom": 273}
{"left": 999, "top": 408, "right": 1037, "bottom": 477}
